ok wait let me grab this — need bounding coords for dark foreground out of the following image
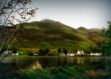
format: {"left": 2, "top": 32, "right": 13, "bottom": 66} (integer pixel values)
{"left": 0, "top": 56, "right": 111, "bottom": 79}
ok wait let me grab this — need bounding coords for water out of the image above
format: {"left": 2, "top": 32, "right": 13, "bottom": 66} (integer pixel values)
{"left": 0, "top": 56, "right": 111, "bottom": 79}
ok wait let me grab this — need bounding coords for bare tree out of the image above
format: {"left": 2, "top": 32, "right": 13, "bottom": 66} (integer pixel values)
{"left": 0, "top": 0, "right": 38, "bottom": 54}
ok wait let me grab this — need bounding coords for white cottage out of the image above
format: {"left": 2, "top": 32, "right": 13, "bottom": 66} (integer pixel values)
{"left": 67, "top": 53, "right": 75, "bottom": 56}
{"left": 76, "top": 50, "right": 85, "bottom": 55}
{"left": 90, "top": 52, "right": 102, "bottom": 56}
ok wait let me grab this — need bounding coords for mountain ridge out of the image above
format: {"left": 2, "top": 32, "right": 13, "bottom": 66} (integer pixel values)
{"left": 0, "top": 19, "right": 105, "bottom": 52}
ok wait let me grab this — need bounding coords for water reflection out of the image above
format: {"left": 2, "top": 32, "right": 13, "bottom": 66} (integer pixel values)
{"left": 0, "top": 56, "right": 111, "bottom": 78}
{"left": 28, "top": 61, "right": 43, "bottom": 70}
{"left": 76, "top": 57, "right": 85, "bottom": 64}
{"left": 0, "top": 57, "right": 110, "bottom": 69}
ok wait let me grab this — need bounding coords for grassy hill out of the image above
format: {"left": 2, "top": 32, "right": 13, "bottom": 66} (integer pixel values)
{"left": 0, "top": 19, "right": 106, "bottom": 51}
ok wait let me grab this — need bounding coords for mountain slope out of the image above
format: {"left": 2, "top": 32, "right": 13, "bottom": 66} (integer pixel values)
{"left": 0, "top": 19, "right": 106, "bottom": 51}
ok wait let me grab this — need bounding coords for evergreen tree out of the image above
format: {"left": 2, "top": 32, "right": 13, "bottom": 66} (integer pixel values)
{"left": 58, "top": 48, "right": 62, "bottom": 55}
{"left": 63, "top": 48, "right": 68, "bottom": 55}
{"left": 101, "top": 22, "right": 111, "bottom": 55}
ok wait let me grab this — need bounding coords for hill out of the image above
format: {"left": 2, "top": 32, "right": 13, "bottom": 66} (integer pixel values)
{"left": 0, "top": 19, "right": 106, "bottom": 52}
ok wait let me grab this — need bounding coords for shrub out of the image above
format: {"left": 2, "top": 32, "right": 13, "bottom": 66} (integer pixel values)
{"left": 17, "top": 50, "right": 33, "bottom": 56}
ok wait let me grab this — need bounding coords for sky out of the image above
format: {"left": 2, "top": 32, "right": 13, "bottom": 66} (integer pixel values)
{"left": 30, "top": 0, "right": 111, "bottom": 28}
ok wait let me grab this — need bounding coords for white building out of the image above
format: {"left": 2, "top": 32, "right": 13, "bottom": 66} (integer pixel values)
{"left": 76, "top": 50, "right": 85, "bottom": 55}
{"left": 90, "top": 53, "right": 102, "bottom": 56}
{"left": 67, "top": 53, "right": 75, "bottom": 56}
{"left": 59, "top": 53, "right": 65, "bottom": 56}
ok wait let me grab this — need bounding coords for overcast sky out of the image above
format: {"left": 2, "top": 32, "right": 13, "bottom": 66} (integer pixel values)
{"left": 31, "top": 0, "right": 111, "bottom": 28}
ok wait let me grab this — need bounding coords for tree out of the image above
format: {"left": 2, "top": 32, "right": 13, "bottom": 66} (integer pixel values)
{"left": 63, "top": 48, "right": 68, "bottom": 55}
{"left": 101, "top": 22, "right": 111, "bottom": 55}
{"left": 44, "top": 48, "right": 50, "bottom": 55}
{"left": 101, "top": 41, "right": 111, "bottom": 55}
{"left": 73, "top": 48, "right": 77, "bottom": 53}
{"left": 0, "top": 0, "right": 37, "bottom": 53}
{"left": 38, "top": 49, "right": 50, "bottom": 56}
{"left": 105, "top": 21, "right": 111, "bottom": 39}
{"left": 11, "top": 47, "right": 17, "bottom": 54}
{"left": 38, "top": 49, "right": 44, "bottom": 56}
{"left": 27, "top": 51, "right": 33, "bottom": 56}
{"left": 58, "top": 48, "right": 62, "bottom": 55}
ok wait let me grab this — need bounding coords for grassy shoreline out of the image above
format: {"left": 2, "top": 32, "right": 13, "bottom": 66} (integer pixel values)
{"left": 0, "top": 55, "right": 111, "bottom": 58}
